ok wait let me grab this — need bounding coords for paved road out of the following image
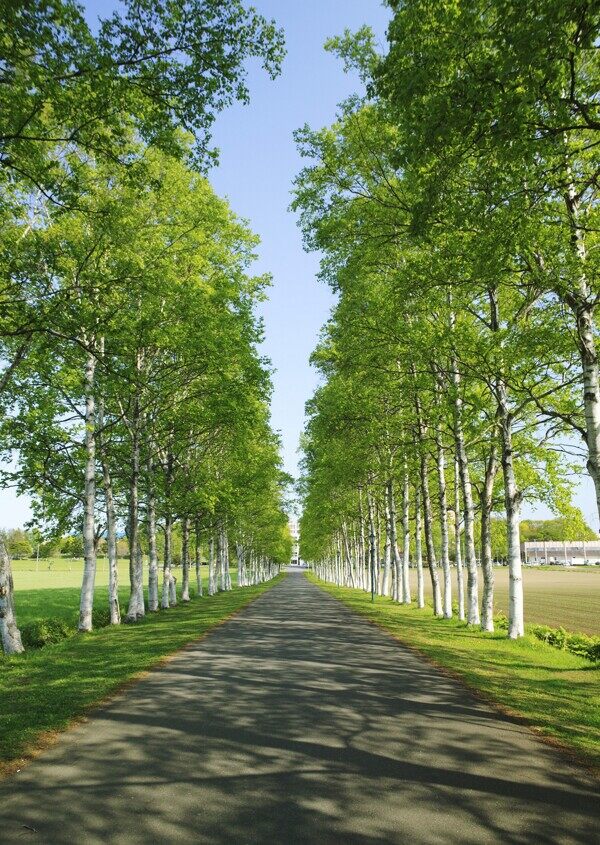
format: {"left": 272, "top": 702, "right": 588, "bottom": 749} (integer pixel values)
{"left": 1, "top": 573, "right": 598, "bottom": 844}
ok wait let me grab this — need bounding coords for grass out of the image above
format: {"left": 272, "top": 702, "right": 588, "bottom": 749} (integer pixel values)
{"left": 11, "top": 558, "right": 238, "bottom": 626}
{"left": 0, "top": 574, "right": 283, "bottom": 771}
{"left": 310, "top": 574, "right": 600, "bottom": 772}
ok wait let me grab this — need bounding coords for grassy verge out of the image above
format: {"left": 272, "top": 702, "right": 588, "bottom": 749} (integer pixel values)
{"left": 1, "top": 575, "right": 283, "bottom": 772}
{"left": 309, "top": 574, "right": 600, "bottom": 772}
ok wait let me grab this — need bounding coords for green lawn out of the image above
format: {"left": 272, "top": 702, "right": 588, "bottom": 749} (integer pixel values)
{"left": 1, "top": 574, "right": 283, "bottom": 772}
{"left": 310, "top": 575, "right": 600, "bottom": 771}
{"left": 11, "top": 558, "right": 231, "bottom": 626}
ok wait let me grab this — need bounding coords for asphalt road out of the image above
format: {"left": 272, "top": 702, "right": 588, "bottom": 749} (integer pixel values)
{"left": 1, "top": 572, "right": 598, "bottom": 844}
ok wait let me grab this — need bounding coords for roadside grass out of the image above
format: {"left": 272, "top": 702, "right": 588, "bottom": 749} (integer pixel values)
{"left": 310, "top": 575, "right": 600, "bottom": 771}
{"left": 0, "top": 575, "right": 283, "bottom": 771}
{"left": 12, "top": 566, "right": 233, "bottom": 627}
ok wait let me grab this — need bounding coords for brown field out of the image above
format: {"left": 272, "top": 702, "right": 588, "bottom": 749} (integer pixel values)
{"left": 408, "top": 567, "right": 600, "bottom": 636}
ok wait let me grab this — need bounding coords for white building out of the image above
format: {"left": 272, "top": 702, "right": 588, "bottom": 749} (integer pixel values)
{"left": 288, "top": 517, "right": 300, "bottom": 565}
{"left": 524, "top": 540, "right": 600, "bottom": 566}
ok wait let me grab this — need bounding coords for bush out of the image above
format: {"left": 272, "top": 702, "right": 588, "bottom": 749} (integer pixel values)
{"left": 20, "top": 618, "right": 75, "bottom": 648}
{"left": 529, "top": 624, "right": 600, "bottom": 663}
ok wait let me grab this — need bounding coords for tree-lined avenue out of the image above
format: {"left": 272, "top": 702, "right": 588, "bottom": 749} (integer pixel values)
{"left": 0, "top": 571, "right": 597, "bottom": 844}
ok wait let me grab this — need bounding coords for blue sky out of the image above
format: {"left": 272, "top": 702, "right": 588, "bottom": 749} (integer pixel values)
{"left": 0, "top": 1, "right": 597, "bottom": 528}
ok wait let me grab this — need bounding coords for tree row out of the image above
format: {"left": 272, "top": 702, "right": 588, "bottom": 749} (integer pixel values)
{"left": 0, "top": 0, "right": 288, "bottom": 654}
{"left": 294, "top": 0, "right": 599, "bottom": 638}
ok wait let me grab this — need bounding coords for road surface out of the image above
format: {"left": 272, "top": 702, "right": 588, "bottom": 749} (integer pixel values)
{"left": 1, "top": 572, "right": 598, "bottom": 844}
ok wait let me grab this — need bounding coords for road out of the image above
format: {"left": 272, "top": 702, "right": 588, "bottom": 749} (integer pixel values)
{"left": 1, "top": 572, "right": 598, "bottom": 844}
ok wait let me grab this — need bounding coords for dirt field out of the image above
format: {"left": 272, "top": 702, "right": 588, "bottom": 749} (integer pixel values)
{"left": 408, "top": 566, "right": 599, "bottom": 635}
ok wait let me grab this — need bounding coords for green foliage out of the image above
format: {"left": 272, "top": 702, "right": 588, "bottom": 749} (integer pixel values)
{"left": 521, "top": 515, "right": 598, "bottom": 543}
{"left": 529, "top": 625, "right": 600, "bottom": 663}
{"left": 20, "top": 618, "right": 75, "bottom": 649}
{"left": 2, "top": 529, "right": 33, "bottom": 559}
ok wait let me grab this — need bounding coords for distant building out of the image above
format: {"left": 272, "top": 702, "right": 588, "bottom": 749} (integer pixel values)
{"left": 524, "top": 540, "right": 600, "bottom": 566}
{"left": 288, "top": 517, "right": 300, "bottom": 565}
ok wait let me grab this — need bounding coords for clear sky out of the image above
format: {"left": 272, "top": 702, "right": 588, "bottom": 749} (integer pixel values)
{"left": 0, "top": 1, "right": 597, "bottom": 528}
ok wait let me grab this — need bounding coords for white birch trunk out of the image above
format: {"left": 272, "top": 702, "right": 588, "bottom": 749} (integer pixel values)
{"left": 453, "top": 368, "right": 480, "bottom": 625}
{"left": 195, "top": 519, "right": 203, "bottom": 596}
{"left": 102, "top": 463, "right": 120, "bottom": 625}
{"left": 169, "top": 573, "right": 177, "bottom": 606}
{"left": 436, "top": 431, "right": 452, "bottom": 618}
{"left": 125, "top": 391, "right": 144, "bottom": 622}
{"left": 79, "top": 349, "right": 97, "bottom": 632}
{"left": 147, "top": 457, "right": 159, "bottom": 612}
{"left": 415, "top": 483, "right": 425, "bottom": 609}
{"left": 208, "top": 535, "right": 217, "bottom": 595}
{"left": 358, "top": 488, "right": 367, "bottom": 591}
{"left": 161, "top": 449, "right": 174, "bottom": 609}
{"left": 454, "top": 456, "right": 465, "bottom": 621}
{"left": 387, "top": 480, "right": 401, "bottom": 602}
{"left": 181, "top": 517, "right": 190, "bottom": 602}
{"left": 420, "top": 450, "right": 442, "bottom": 616}
{"left": 480, "top": 436, "right": 499, "bottom": 632}
{"left": 382, "top": 492, "right": 392, "bottom": 596}
{"left": 0, "top": 535, "right": 24, "bottom": 654}
{"left": 563, "top": 165, "right": 600, "bottom": 525}
{"left": 97, "top": 372, "right": 120, "bottom": 626}
{"left": 401, "top": 467, "right": 411, "bottom": 604}
{"left": 497, "top": 379, "right": 524, "bottom": 638}
{"left": 162, "top": 513, "right": 173, "bottom": 609}
{"left": 367, "top": 489, "right": 377, "bottom": 600}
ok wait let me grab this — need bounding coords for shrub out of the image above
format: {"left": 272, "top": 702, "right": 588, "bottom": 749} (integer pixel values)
{"left": 529, "top": 624, "right": 600, "bottom": 663}
{"left": 20, "top": 618, "right": 75, "bottom": 648}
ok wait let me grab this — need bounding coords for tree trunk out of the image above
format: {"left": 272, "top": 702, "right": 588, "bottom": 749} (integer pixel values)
{"left": 564, "top": 169, "right": 600, "bottom": 526}
{"left": 453, "top": 367, "right": 480, "bottom": 625}
{"left": 169, "top": 573, "right": 177, "bottom": 605}
{"left": 147, "top": 456, "right": 159, "bottom": 612}
{"left": 497, "top": 379, "right": 524, "bottom": 638}
{"left": 161, "top": 449, "right": 174, "bottom": 609}
{"left": 0, "top": 535, "right": 24, "bottom": 654}
{"left": 415, "top": 395, "right": 442, "bottom": 616}
{"left": 102, "top": 461, "right": 120, "bottom": 625}
{"left": 195, "top": 518, "right": 203, "bottom": 596}
{"left": 208, "top": 534, "right": 217, "bottom": 595}
{"left": 125, "top": 389, "right": 144, "bottom": 622}
{"left": 480, "top": 434, "right": 499, "bottom": 632}
{"left": 367, "top": 488, "right": 377, "bottom": 601}
{"left": 414, "top": 483, "right": 425, "bottom": 609}
{"left": 97, "top": 371, "right": 119, "bottom": 626}
{"left": 401, "top": 467, "right": 411, "bottom": 604}
{"left": 382, "top": 490, "right": 392, "bottom": 596}
{"left": 387, "top": 479, "right": 401, "bottom": 602}
{"left": 181, "top": 517, "right": 190, "bottom": 602}
{"left": 79, "top": 349, "right": 97, "bottom": 632}
{"left": 420, "top": 450, "right": 442, "bottom": 616}
{"left": 454, "top": 456, "right": 465, "bottom": 621}
{"left": 358, "top": 487, "right": 367, "bottom": 591}
{"left": 436, "top": 429, "right": 452, "bottom": 618}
